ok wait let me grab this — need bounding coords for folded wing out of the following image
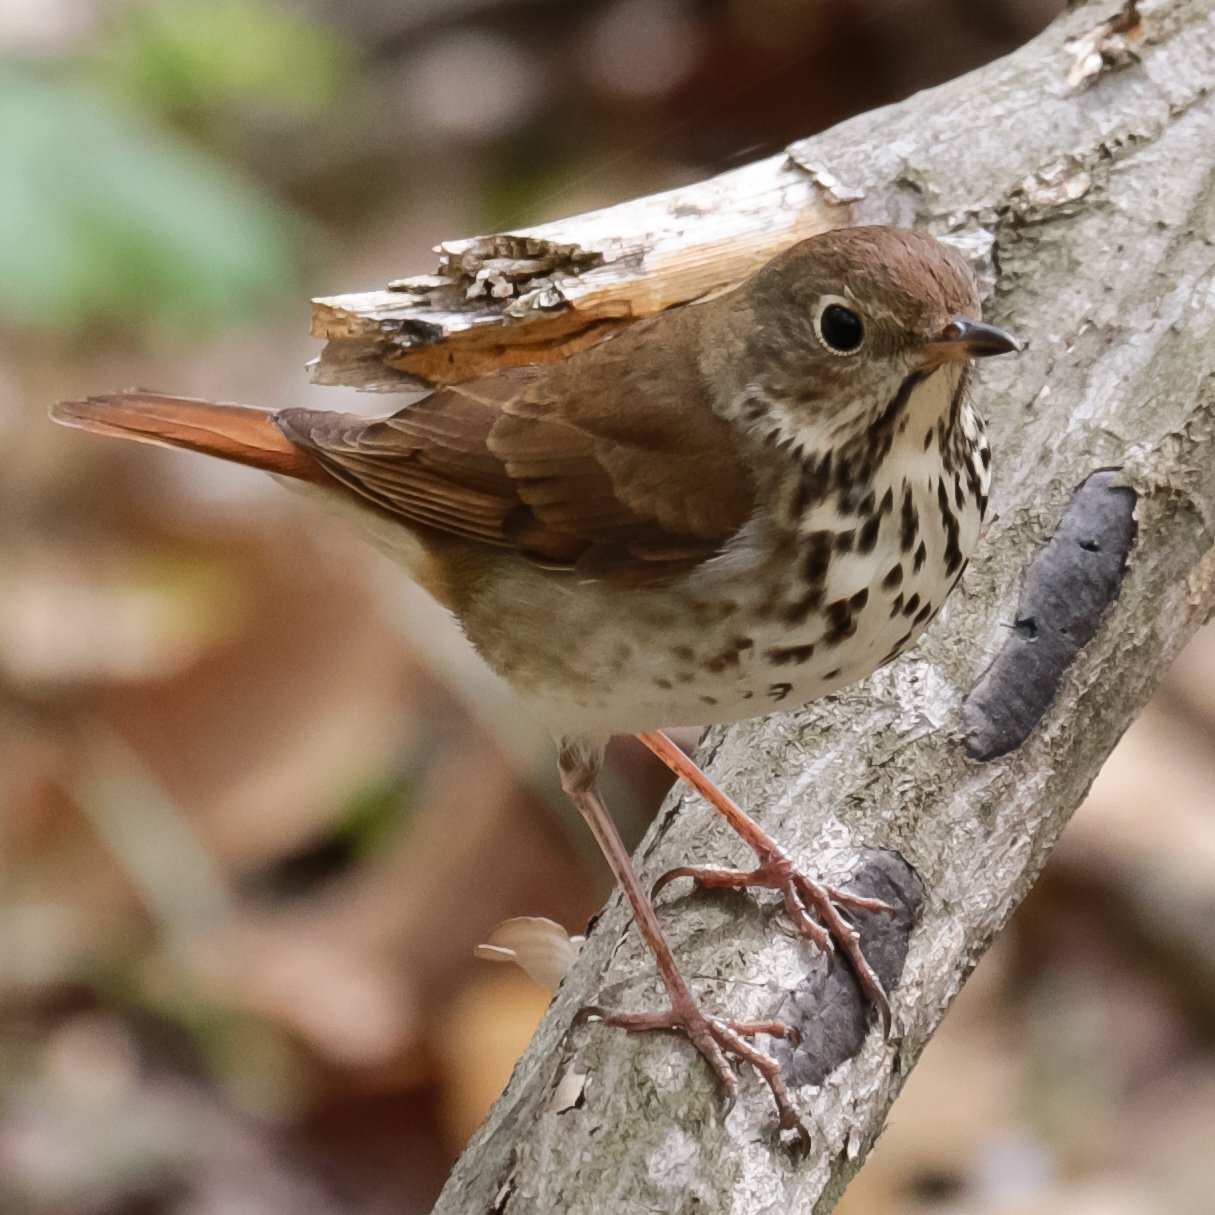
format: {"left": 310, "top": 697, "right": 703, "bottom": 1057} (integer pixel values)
{"left": 278, "top": 313, "right": 756, "bottom": 585}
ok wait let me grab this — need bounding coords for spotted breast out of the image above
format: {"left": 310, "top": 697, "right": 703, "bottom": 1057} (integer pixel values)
{"left": 458, "top": 358, "right": 990, "bottom": 737}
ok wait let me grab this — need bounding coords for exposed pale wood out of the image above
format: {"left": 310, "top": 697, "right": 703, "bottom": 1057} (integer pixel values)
{"left": 318, "top": 0, "right": 1215, "bottom": 1209}
{"left": 309, "top": 159, "right": 861, "bottom": 389}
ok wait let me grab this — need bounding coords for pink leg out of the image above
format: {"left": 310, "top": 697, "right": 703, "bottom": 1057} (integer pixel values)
{"left": 636, "top": 730, "right": 893, "bottom": 1031}
{"left": 557, "top": 740, "right": 809, "bottom": 1143}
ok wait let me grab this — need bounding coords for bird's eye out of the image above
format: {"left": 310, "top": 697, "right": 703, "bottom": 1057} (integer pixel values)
{"left": 815, "top": 299, "right": 864, "bottom": 355}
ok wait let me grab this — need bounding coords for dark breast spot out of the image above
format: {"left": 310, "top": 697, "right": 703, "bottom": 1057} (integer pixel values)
{"left": 769, "top": 682, "right": 793, "bottom": 701}
{"left": 797, "top": 450, "right": 833, "bottom": 509}
{"left": 766, "top": 643, "right": 816, "bottom": 666}
{"left": 791, "top": 452, "right": 832, "bottom": 520}
{"left": 802, "top": 531, "right": 833, "bottom": 585}
{"left": 936, "top": 477, "right": 953, "bottom": 524}
{"left": 900, "top": 485, "right": 918, "bottom": 553}
{"left": 914, "top": 540, "right": 928, "bottom": 572}
{"left": 882, "top": 564, "right": 904, "bottom": 591}
{"left": 837, "top": 482, "right": 877, "bottom": 517}
{"left": 857, "top": 514, "right": 880, "bottom": 555}
{"left": 703, "top": 636, "right": 754, "bottom": 673}
{"left": 944, "top": 532, "right": 964, "bottom": 576}
{"left": 782, "top": 588, "right": 824, "bottom": 627}
{"left": 937, "top": 477, "right": 964, "bottom": 575}
{"left": 823, "top": 596, "right": 859, "bottom": 646}
{"left": 902, "top": 593, "right": 921, "bottom": 617}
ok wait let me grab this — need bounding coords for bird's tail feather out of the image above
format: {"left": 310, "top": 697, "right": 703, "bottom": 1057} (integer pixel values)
{"left": 50, "top": 392, "right": 323, "bottom": 482}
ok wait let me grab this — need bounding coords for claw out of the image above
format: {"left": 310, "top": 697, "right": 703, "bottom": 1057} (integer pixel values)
{"left": 786, "top": 1117, "right": 813, "bottom": 1153}
{"left": 653, "top": 864, "right": 762, "bottom": 900}
{"left": 651, "top": 865, "right": 700, "bottom": 898}
{"left": 583, "top": 1001, "right": 808, "bottom": 1144}
{"left": 633, "top": 730, "right": 898, "bottom": 1036}
{"left": 823, "top": 886, "right": 897, "bottom": 918}
{"left": 653, "top": 854, "right": 893, "bottom": 1029}
{"left": 729, "top": 1019, "right": 796, "bottom": 1041}
{"left": 793, "top": 873, "right": 892, "bottom": 1031}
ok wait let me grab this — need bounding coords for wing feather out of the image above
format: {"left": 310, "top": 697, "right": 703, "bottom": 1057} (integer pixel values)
{"left": 276, "top": 309, "right": 755, "bottom": 584}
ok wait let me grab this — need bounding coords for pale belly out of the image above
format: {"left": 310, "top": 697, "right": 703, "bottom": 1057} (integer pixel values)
{"left": 461, "top": 462, "right": 985, "bottom": 738}
{"left": 285, "top": 360, "right": 989, "bottom": 741}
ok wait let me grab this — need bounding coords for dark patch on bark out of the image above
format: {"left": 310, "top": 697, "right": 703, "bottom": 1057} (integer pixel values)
{"left": 776, "top": 851, "right": 926, "bottom": 1086}
{"left": 961, "top": 469, "right": 1137, "bottom": 761}
{"left": 489, "top": 1151, "right": 518, "bottom": 1214}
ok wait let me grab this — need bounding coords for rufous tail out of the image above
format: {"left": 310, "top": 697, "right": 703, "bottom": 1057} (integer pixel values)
{"left": 50, "top": 392, "right": 325, "bottom": 484}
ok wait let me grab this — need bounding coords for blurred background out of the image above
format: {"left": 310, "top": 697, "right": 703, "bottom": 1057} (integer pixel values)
{"left": 2, "top": 0, "right": 1213, "bottom": 1212}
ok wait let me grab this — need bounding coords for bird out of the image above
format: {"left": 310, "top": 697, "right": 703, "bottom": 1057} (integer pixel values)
{"left": 52, "top": 225, "right": 1020, "bottom": 1140}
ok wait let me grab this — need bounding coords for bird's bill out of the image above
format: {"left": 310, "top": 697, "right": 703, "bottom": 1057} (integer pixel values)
{"left": 921, "top": 317, "right": 1023, "bottom": 365}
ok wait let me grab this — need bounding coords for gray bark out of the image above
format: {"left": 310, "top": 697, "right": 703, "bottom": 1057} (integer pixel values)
{"left": 314, "top": 1, "right": 1215, "bottom": 1210}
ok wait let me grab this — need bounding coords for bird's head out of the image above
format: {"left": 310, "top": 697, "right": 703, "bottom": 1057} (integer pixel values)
{"left": 728, "top": 225, "right": 1021, "bottom": 450}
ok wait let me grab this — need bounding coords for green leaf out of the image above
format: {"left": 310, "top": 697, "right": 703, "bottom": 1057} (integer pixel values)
{"left": 94, "top": 0, "right": 354, "bottom": 124}
{"left": 0, "top": 64, "right": 298, "bottom": 335}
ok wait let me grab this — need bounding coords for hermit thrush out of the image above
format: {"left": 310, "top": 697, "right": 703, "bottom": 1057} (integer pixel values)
{"left": 53, "top": 226, "right": 1020, "bottom": 1139}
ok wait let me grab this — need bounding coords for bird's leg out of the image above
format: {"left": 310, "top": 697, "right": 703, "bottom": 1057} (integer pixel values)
{"left": 635, "top": 730, "right": 894, "bottom": 1031}
{"left": 557, "top": 738, "right": 808, "bottom": 1143}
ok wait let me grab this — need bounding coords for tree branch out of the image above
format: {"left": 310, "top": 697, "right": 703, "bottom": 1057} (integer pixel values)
{"left": 314, "top": 0, "right": 1215, "bottom": 1209}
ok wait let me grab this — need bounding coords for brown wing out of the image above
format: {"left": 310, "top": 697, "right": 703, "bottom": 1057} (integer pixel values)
{"left": 275, "top": 310, "right": 755, "bottom": 585}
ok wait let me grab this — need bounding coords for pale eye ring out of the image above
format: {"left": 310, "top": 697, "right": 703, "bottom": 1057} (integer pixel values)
{"left": 814, "top": 295, "right": 865, "bottom": 356}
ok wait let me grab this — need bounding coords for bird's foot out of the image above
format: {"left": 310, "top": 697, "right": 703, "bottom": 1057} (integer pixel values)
{"left": 576, "top": 993, "right": 809, "bottom": 1145}
{"left": 654, "top": 849, "right": 895, "bottom": 1033}
{"left": 634, "top": 731, "right": 896, "bottom": 1033}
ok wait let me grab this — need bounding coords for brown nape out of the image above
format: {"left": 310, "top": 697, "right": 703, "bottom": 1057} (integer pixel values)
{"left": 50, "top": 393, "right": 326, "bottom": 484}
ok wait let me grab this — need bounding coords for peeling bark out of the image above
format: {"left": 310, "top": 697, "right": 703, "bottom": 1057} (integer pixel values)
{"left": 314, "top": 0, "right": 1215, "bottom": 1210}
